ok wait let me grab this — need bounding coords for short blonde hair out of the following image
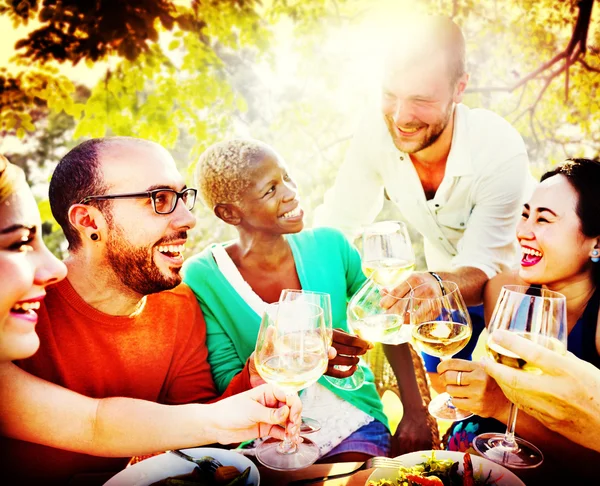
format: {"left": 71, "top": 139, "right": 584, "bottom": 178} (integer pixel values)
{"left": 196, "top": 138, "right": 272, "bottom": 209}
{"left": 0, "top": 154, "right": 25, "bottom": 206}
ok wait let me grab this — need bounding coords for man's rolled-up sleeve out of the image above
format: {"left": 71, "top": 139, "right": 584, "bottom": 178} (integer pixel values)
{"left": 313, "top": 113, "right": 386, "bottom": 240}
{"left": 451, "top": 153, "right": 534, "bottom": 278}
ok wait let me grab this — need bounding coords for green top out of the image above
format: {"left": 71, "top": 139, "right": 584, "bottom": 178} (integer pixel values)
{"left": 183, "top": 227, "right": 389, "bottom": 430}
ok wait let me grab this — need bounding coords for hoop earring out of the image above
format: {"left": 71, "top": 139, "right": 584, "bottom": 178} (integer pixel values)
{"left": 90, "top": 233, "right": 99, "bottom": 241}
{"left": 592, "top": 249, "right": 599, "bottom": 263}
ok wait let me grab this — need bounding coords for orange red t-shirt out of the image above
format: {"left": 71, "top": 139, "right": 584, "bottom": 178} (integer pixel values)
{"left": 0, "top": 278, "right": 251, "bottom": 484}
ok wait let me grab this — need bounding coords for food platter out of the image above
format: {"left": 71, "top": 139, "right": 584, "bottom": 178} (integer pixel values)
{"left": 104, "top": 447, "right": 260, "bottom": 486}
{"left": 366, "top": 450, "right": 525, "bottom": 486}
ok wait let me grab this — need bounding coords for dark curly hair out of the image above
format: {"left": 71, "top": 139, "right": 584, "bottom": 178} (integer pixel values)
{"left": 541, "top": 158, "right": 600, "bottom": 285}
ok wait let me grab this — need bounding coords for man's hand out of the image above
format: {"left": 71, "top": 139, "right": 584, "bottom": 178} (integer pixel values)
{"left": 392, "top": 408, "right": 433, "bottom": 456}
{"left": 380, "top": 272, "right": 443, "bottom": 312}
{"left": 326, "top": 328, "right": 372, "bottom": 378}
{"left": 209, "top": 384, "right": 302, "bottom": 444}
{"left": 247, "top": 352, "right": 267, "bottom": 388}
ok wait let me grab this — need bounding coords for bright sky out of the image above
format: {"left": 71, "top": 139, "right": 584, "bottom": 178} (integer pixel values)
{"left": 0, "top": 0, "right": 428, "bottom": 154}
{"left": 0, "top": 0, "right": 428, "bottom": 85}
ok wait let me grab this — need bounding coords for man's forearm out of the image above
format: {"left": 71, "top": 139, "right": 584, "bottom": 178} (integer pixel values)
{"left": 0, "top": 363, "right": 214, "bottom": 456}
{"left": 436, "top": 266, "right": 488, "bottom": 306}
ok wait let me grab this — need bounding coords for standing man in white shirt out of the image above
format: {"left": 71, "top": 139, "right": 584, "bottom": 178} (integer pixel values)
{"left": 314, "top": 15, "right": 533, "bottom": 454}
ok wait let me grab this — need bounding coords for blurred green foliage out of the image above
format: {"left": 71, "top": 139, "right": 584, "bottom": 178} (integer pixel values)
{"left": 1, "top": 0, "right": 599, "bottom": 263}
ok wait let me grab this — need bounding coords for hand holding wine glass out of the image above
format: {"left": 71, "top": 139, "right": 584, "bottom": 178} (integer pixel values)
{"left": 253, "top": 301, "right": 329, "bottom": 470}
{"left": 410, "top": 280, "right": 473, "bottom": 421}
{"left": 473, "top": 285, "right": 567, "bottom": 469}
{"left": 359, "top": 220, "right": 415, "bottom": 345}
{"left": 482, "top": 329, "right": 600, "bottom": 453}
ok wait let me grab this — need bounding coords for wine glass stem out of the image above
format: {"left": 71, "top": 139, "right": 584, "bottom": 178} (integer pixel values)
{"left": 277, "top": 391, "right": 300, "bottom": 455}
{"left": 278, "top": 432, "right": 297, "bottom": 455}
{"left": 439, "top": 356, "right": 456, "bottom": 410}
{"left": 501, "top": 403, "right": 519, "bottom": 450}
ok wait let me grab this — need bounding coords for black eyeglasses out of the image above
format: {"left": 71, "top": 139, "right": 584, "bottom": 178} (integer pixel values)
{"left": 79, "top": 188, "right": 197, "bottom": 215}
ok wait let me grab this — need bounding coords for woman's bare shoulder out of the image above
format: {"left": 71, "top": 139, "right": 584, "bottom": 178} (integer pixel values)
{"left": 486, "top": 270, "right": 525, "bottom": 293}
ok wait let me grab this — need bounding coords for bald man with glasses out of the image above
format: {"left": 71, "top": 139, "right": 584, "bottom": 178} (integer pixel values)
{"left": 1, "top": 138, "right": 261, "bottom": 484}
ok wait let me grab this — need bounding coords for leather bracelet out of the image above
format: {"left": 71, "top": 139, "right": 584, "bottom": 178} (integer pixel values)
{"left": 429, "top": 271, "right": 446, "bottom": 295}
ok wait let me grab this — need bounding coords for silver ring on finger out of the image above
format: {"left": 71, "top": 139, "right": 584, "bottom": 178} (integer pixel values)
{"left": 456, "top": 371, "right": 463, "bottom": 387}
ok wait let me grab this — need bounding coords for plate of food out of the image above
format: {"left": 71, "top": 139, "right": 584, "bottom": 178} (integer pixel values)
{"left": 104, "top": 447, "right": 260, "bottom": 486}
{"left": 366, "top": 450, "right": 525, "bottom": 486}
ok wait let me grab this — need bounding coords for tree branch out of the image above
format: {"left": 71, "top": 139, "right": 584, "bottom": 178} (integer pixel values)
{"left": 512, "top": 59, "right": 570, "bottom": 131}
{"left": 578, "top": 58, "right": 600, "bottom": 73}
{"left": 466, "top": 0, "right": 595, "bottom": 109}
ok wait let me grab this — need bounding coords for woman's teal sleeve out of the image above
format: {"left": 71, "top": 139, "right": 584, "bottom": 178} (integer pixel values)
{"left": 200, "top": 300, "right": 246, "bottom": 394}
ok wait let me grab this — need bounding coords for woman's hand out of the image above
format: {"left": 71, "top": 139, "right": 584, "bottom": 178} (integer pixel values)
{"left": 437, "top": 358, "right": 511, "bottom": 419}
{"left": 326, "top": 328, "right": 372, "bottom": 378}
{"left": 208, "top": 384, "right": 302, "bottom": 444}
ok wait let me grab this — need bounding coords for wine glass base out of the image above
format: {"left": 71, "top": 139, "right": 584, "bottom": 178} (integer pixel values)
{"left": 473, "top": 432, "right": 544, "bottom": 469}
{"left": 428, "top": 392, "right": 473, "bottom": 421}
{"left": 324, "top": 368, "right": 365, "bottom": 391}
{"left": 255, "top": 436, "right": 320, "bottom": 471}
{"left": 299, "top": 417, "right": 321, "bottom": 434}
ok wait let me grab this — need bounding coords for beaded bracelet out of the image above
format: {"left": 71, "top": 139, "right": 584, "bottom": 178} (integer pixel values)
{"left": 429, "top": 271, "right": 447, "bottom": 295}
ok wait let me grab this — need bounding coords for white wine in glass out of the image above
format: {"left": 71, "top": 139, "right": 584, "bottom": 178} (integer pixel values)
{"left": 362, "top": 221, "right": 415, "bottom": 288}
{"left": 254, "top": 301, "right": 329, "bottom": 471}
{"left": 410, "top": 280, "right": 473, "bottom": 421}
{"left": 279, "top": 289, "right": 366, "bottom": 392}
{"left": 486, "top": 332, "right": 566, "bottom": 374}
{"left": 473, "top": 285, "right": 567, "bottom": 469}
{"left": 348, "top": 278, "right": 412, "bottom": 344}
{"left": 346, "top": 279, "right": 413, "bottom": 389}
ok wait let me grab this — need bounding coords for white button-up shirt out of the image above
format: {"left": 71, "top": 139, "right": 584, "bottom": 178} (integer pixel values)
{"left": 314, "top": 103, "right": 536, "bottom": 278}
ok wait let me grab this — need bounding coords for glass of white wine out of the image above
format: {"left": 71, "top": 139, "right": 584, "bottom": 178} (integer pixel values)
{"left": 254, "top": 301, "right": 329, "bottom": 470}
{"left": 473, "top": 285, "right": 567, "bottom": 469}
{"left": 345, "top": 279, "right": 413, "bottom": 389}
{"left": 410, "top": 280, "right": 473, "bottom": 421}
{"left": 279, "top": 290, "right": 331, "bottom": 430}
{"left": 281, "top": 289, "right": 371, "bottom": 392}
{"left": 327, "top": 221, "right": 415, "bottom": 389}
{"left": 362, "top": 220, "right": 415, "bottom": 288}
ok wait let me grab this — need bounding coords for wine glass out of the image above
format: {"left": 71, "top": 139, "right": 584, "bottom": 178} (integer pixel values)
{"left": 279, "top": 290, "right": 330, "bottom": 432}
{"left": 254, "top": 301, "right": 329, "bottom": 470}
{"left": 281, "top": 289, "right": 368, "bottom": 392}
{"left": 362, "top": 220, "right": 415, "bottom": 288}
{"left": 410, "top": 280, "right": 473, "bottom": 421}
{"left": 473, "top": 285, "right": 567, "bottom": 469}
{"left": 345, "top": 278, "right": 413, "bottom": 389}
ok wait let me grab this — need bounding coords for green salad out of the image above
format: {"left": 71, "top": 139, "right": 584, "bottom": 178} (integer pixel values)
{"left": 367, "top": 451, "right": 500, "bottom": 486}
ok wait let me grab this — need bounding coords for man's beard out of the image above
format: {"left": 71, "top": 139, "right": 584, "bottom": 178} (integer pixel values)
{"left": 105, "top": 223, "right": 184, "bottom": 296}
{"left": 386, "top": 100, "right": 454, "bottom": 154}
